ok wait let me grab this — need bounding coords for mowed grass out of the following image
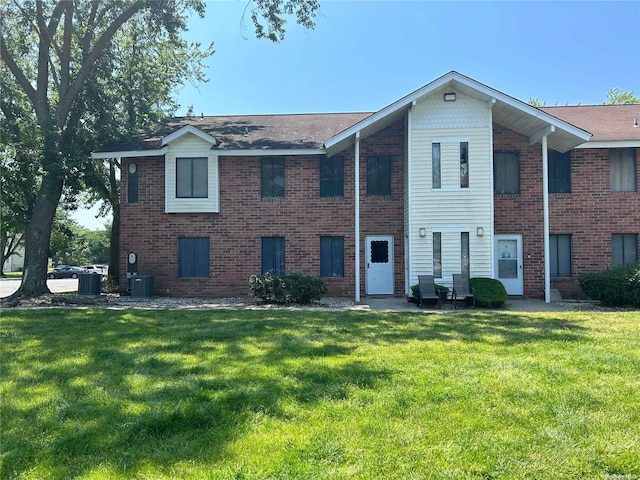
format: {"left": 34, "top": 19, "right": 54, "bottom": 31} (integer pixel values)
{"left": 1, "top": 308, "right": 639, "bottom": 479}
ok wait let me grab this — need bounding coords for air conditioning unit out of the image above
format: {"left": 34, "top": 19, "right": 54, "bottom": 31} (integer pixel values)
{"left": 78, "top": 273, "right": 102, "bottom": 295}
{"left": 131, "top": 275, "right": 154, "bottom": 297}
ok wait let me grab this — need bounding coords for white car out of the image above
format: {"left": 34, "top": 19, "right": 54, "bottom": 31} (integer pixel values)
{"left": 83, "top": 265, "right": 108, "bottom": 277}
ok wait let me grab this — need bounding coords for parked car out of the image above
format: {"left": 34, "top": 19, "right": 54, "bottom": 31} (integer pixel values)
{"left": 47, "top": 266, "right": 85, "bottom": 279}
{"left": 83, "top": 265, "right": 108, "bottom": 277}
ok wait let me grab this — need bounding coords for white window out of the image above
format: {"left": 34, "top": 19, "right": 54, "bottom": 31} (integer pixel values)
{"left": 165, "top": 154, "right": 219, "bottom": 213}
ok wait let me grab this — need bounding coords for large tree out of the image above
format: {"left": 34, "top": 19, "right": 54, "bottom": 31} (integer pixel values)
{"left": 1, "top": 0, "right": 319, "bottom": 299}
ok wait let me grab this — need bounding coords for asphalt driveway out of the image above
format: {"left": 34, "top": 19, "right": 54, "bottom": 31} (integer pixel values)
{"left": 0, "top": 278, "right": 79, "bottom": 298}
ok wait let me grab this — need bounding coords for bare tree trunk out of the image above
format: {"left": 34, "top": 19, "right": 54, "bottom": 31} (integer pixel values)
{"left": 12, "top": 172, "right": 63, "bottom": 298}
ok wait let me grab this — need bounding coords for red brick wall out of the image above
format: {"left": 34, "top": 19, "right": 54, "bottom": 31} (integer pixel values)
{"left": 359, "top": 120, "right": 406, "bottom": 297}
{"left": 494, "top": 123, "right": 640, "bottom": 298}
{"left": 493, "top": 124, "right": 546, "bottom": 298}
{"left": 549, "top": 147, "right": 640, "bottom": 297}
{"left": 120, "top": 121, "right": 406, "bottom": 298}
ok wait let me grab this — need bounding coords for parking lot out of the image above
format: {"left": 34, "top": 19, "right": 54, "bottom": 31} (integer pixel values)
{"left": 0, "top": 278, "right": 79, "bottom": 298}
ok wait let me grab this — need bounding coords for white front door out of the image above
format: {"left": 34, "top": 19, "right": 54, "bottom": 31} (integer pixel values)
{"left": 366, "top": 235, "right": 394, "bottom": 295}
{"left": 494, "top": 234, "right": 523, "bottom": 295}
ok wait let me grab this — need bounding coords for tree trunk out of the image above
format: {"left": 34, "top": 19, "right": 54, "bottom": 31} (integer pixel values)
{"left": 12, "top": 172, "right": 63, "bottom": 298}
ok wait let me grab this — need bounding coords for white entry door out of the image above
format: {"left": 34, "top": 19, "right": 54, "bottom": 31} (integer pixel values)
{"left": 494, "top": 235, "right": 523, "bottom": 295}
{"left": 366, "top": 235, "right": 394, "bottom": 295}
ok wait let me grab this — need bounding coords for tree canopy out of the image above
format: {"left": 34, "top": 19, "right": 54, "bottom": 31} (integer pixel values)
{"left": 604, "top": 87, "right": 640, "bottom": 105}
{"left": 1, "top": 0, "right": 319, "bottom": 299}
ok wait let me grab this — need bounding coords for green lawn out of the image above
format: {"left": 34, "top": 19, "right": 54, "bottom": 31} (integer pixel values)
{"left": 1, "top": 308, "right": 639, "bottom": 479}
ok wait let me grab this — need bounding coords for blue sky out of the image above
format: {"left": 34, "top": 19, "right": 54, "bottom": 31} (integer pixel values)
{"left": 76, "top": 0, "right": 639, "bottom": 229}
{"left": 175, "top": 0, "right": 640, "bottom": 115}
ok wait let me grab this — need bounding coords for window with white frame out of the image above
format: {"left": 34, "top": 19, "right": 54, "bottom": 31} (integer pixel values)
{"left": 460, "top": 142, "right": 469, "bottom": 188}
{"left": 433, "top": 232, "right": 442, "bottom": 278}
{"left": 176, "top": 157, "right": 208, "bottom": 198}
{"left": 461, "top": 232, "right": 470, "bottom": 276}
{"left": 432, "top": 143, "right": 441, "bottom": 189}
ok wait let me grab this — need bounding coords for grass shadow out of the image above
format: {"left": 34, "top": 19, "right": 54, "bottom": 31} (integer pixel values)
{"left": 1, "top": 308, "right": 592, "bottom": 478}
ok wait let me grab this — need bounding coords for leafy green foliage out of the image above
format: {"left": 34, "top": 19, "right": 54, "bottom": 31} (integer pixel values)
{"left": 411, "top": 283, "right": 449, "bottom": 299}
{"left": 579, "top": 263, "right": 640, "bottom": 307}
{"left": 249, "top": 272, "right": 327, "bottom": 304}
{"left": 605, "top": 87, "right": 640, "bottom": 105}
{"left": 1, "top": 0, "right": 320, "bottom": 297}
{"left": 470, "top": 277, "right": 508, "bottom": 307}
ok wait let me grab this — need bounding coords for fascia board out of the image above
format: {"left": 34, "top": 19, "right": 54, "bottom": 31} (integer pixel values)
{"left": 325, "top": 72, "right": 459, "bottom": 149}
{"left": 91, "top": 147, "right": 168, "bottom": 159}
{"left": 574, "top": 140, "right": 640, "bottom": 149}
{"left": 216, "top": 148, "right": 325, "bottom": 156}
{"left": 325, "top": 71, "right": 591, "bottom": 149}
{"left": 162, "top": 125, "right": 217, "bottom": 146}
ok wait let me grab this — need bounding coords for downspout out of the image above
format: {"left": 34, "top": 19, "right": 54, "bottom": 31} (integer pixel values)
{"left": 542, "top": 135, "right": 551, "bottom": 303}
{"left": 355, "top": 131, "right": 361, "bottom": 302}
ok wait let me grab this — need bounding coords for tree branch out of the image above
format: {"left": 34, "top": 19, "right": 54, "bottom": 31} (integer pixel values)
{"left": 0, "top": 34, "right": 37, "bottom": 109}
{"left": 56, "top": 1, "right": 146, "bottom": 130}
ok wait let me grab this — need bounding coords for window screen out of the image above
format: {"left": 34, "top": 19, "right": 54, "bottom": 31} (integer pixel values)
{"left": 176, "top": 158, "right": 208, "bottom": 198}
{"left": 494, "top": 152, "right": 520, "bottom": 194}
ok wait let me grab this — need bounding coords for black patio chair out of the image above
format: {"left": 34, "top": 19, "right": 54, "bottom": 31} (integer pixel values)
{"left": 418, "top": 275, "right": 442, "bottom": 309}
{"left": 452, "top": 273, "right": 475, "bottom": 309}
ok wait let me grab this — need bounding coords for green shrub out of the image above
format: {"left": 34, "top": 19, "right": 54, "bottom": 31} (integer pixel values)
{"left": 578, "top": 263, "right": 640, "bottom": 307}
{"left": 469, "top": 277, "right": 508, "bottom": 308}
{"left": 249, "top": 273, "right": 328, "bottom": 304}
{"left": 411, "top": 284, "right": 449, "bottom": 302}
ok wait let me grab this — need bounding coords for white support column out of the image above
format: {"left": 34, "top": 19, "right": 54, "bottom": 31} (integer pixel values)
{"left": 542, "top": 135, "right": 551, "bottom": 303}
{"left": 355, "top": 131, "right": 361, "bottom": 302}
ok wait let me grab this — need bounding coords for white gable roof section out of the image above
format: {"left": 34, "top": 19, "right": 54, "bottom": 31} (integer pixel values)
{"left": 162, "top": 125, "right": 217, "bottom": 146}
{"left": 324, "top": 71, "right": 591, "bottom": 156}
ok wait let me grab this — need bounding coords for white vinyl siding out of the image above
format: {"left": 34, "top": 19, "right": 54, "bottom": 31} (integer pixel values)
{"left": 165, "top": 133, "right": 219, "bottom": 213}
{"left": 408, "top": 90, "right": 493, "bottom": 286}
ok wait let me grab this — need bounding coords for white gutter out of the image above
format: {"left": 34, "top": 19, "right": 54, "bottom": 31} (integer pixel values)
{"left": 91, "top": 147, "right": 168, "bottom": 159}
{"left": 542, "top": 135, "right": 551, "bottom": 303}
{"left": 355, "top": 131, "right": 361, "bottom": 303}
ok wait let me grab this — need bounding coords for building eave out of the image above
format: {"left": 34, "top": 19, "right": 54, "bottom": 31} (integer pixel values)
{"left": 91, "top": 147, "right": 168, "bottom": 159}
{"left": 325, "top": 71, "right": 592, "bottom": 156}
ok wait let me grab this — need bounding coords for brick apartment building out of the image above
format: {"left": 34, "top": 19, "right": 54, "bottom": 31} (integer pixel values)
{"left": 93, "top": 71, "right": 640, "bottom": 301}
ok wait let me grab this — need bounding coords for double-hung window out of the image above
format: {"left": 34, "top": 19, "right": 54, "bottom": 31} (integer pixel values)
{"left": 262, "top": 237, "right": 285, "bottom": 274}
{"left": 320, "top": 156, "right": 344, "bottom": 197}
{"left": 178, "top": 237, "right": 210, "bottom": 278}
{"left": 176, "top": 157, "right": 208, "bottom": 198}
{"left": 612, "top": 234, "right": 638, "bottom": 266}
{"left": 610, "top": 148, "right": 636, "bottom": 192}
{"left": 261, "top": 157, "right": 285, "bottom": 197}
{"left": 320, "top": 236, "right": 344, "bottom": 277}
{"left": 494, "top": 152, "right": 520, "bottom": 194}
{"left": 367, "top": 156, "right": 391, "bottom": 196}
{"left": 548, "top": 150, "right": 571, "bottom": 193}
{"left": 550, "top": 234, "right": 572, "bottom": 277}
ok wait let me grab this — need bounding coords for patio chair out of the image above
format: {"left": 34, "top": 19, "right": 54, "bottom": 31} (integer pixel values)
{"left": 418, "top": 275, "right": 442, "bottom": 309}
{"left": 452, "top": 273, "right": 475, "bottom": 309}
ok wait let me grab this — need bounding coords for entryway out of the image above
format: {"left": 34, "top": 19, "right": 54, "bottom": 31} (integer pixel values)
{"left": 494, "top": 234, "right": 524, "bottom": 295}
{"left": 365, "top": 235, "right": 394, "bottom": 295}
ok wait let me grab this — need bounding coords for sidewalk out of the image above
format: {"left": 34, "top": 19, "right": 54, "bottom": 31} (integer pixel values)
{"left": 356, "top": 296, "right": 600, "bottom": 312}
